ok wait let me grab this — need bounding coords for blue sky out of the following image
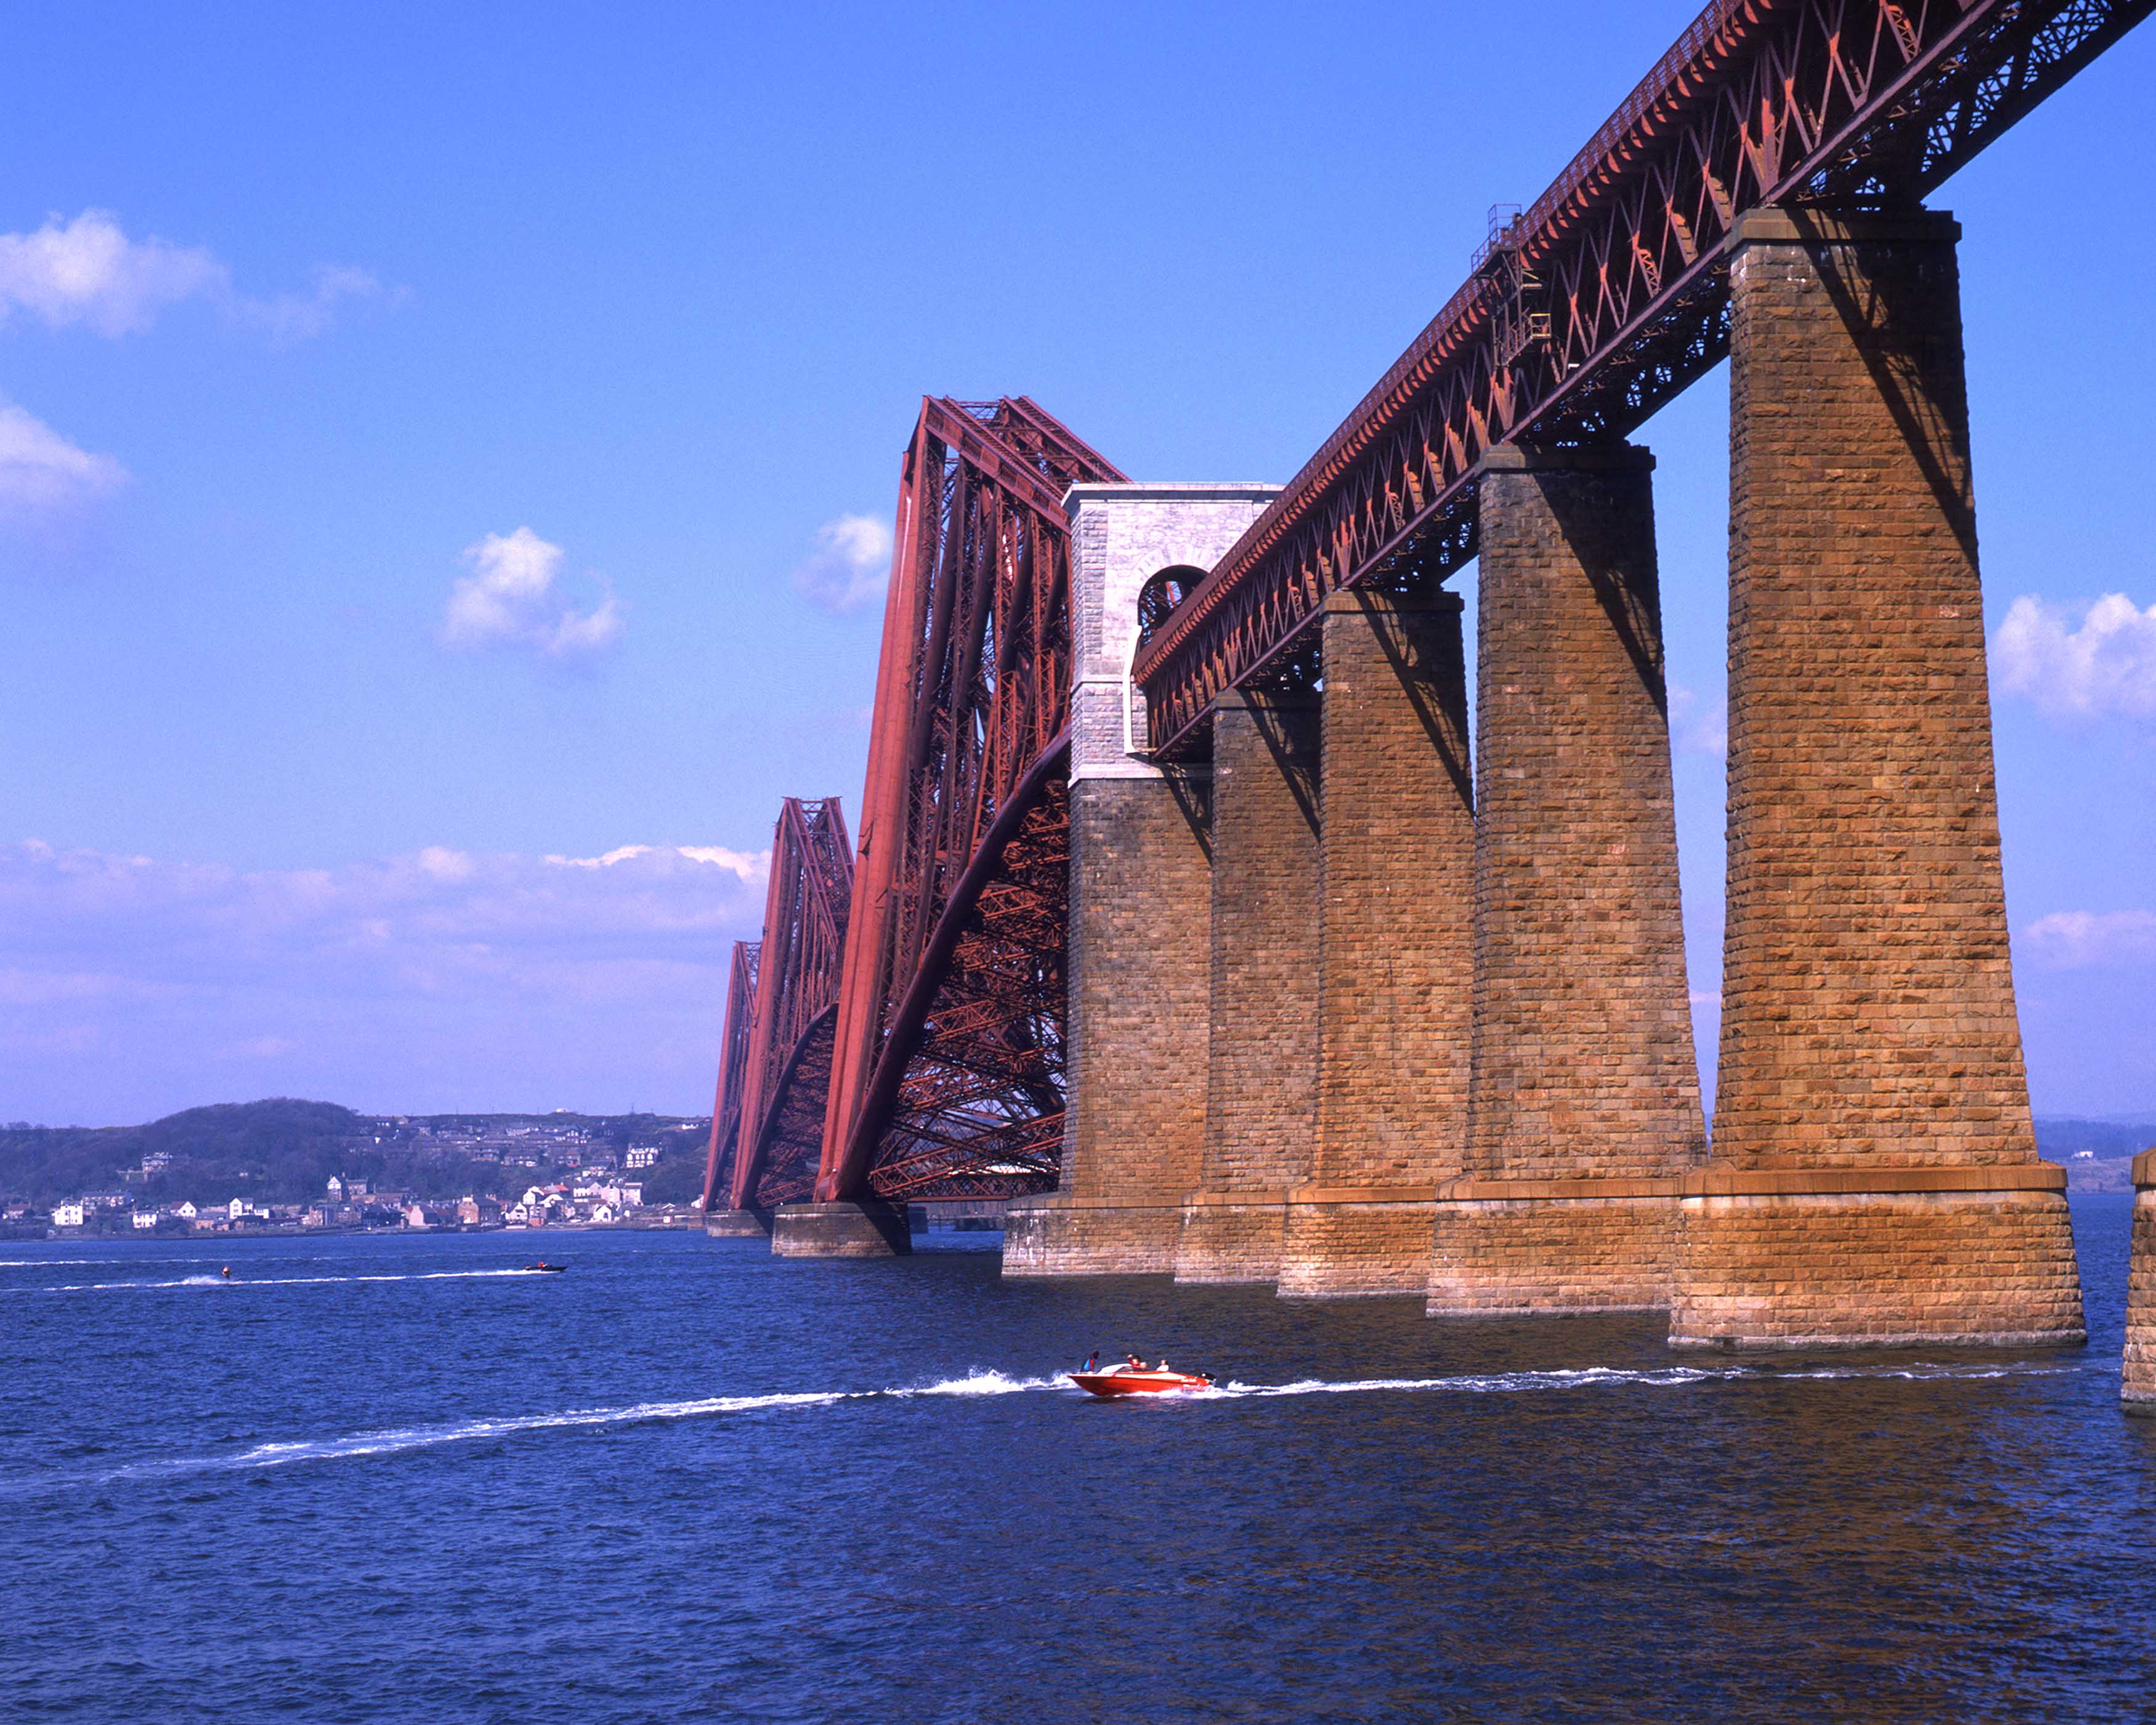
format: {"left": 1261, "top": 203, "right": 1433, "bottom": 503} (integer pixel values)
{"left": 3, "top": 2, "right": 2152, "bottom": 1126}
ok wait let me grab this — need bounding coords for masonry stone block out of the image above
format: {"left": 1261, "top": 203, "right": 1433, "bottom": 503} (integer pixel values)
{"left": 1177, "top": 689, "right": 1321, "bottom": 1285}
{"left": 1670, "top": 204, "right": 2083, "bottom": 1347}
{"left": 1429, "top": 443, "right": 1706, "bottom": 1315}
{"left": 1010, "top": 483, "right": 1276, "bottom": 1278}
{"left": 2126, "top": 1151, "right": 2156, "bottom": 1414}
{"left": 1279, "top": 588, "right": 1473, "bottom": 1298}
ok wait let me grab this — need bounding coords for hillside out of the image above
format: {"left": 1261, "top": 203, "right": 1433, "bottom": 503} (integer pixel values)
{"left": 0, "top": 1098, "right": 711, "bottom": 1210}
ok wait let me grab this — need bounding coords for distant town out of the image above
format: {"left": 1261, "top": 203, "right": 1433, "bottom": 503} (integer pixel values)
{"left": 0, "top": 1100, "right": 714, "bottom": 1239}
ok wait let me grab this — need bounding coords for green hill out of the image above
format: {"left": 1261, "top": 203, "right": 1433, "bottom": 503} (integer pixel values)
{"left": 0, "top": 1099, "right": 710, "bottom": 1211}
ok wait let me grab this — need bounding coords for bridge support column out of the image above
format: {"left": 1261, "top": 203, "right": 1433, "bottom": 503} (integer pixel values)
{"left": 1279, "top": 588, "right": 1473, "bottom": 1298}
{"left": 771, "top": 1199, "right": 910, "bottom": 1258}
{"left": 703, "top": 1208, "right": 774, "bottom": 1239}
{"left": 1429, "top": 443, "right": 1706, "bottom": 1316}
{"left": 1669, "top": 206, "right": 2081, "bottom": 1347}
{"left": 1004, "top": 769, "right": 1212, "bottom": 1276}
{"left": 2127, "top": 1154, "right": 2156, "bottom": 1414}
{"left": 1177, "top": 690, "right": 1321, "bottom": 1284}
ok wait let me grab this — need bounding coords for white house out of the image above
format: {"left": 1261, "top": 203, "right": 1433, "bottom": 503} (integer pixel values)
{"left": 132, "top": 1210, "right": 158, "bottom": 1230}
{"left": 52, "top": 1200, "right": 86, "bottom": 1228}
{"left": 326, "top": 1175, "right": 345, "bottom": 1199}
{"left": 174, "top": 1201, "right": 198, "bottom": 1220}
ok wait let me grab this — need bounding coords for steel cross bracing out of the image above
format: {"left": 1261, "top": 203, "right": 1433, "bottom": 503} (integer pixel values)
{"left": 814, "top": 398, "right": 1124, "bottom": 1204}
{"left": 1130, "top": 0, "right": 2156, "bottom": 755}
{"left": 698, "top": 796, "right": 853, "bottom": 1213}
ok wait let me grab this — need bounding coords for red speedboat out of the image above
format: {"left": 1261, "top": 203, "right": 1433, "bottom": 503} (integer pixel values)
{"left": 1070, "top": 1366, "right": 1213, "bottom": 1397}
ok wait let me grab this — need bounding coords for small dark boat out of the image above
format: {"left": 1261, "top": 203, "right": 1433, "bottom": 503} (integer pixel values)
{"left": 527, "top": 1261, "right": 567, "bottom": 1273}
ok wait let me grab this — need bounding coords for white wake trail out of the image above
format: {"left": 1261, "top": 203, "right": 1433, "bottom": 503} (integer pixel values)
{"left": 13, "top": 1267, "right": 554, "bottom": 1295}
{"left": 11, "top": 1359, "right": 2080, "bottom": 1493}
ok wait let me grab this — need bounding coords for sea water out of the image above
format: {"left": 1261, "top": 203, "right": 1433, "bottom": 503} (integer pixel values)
{"left": 3, "top": 1198, "right": 2152, "bottom": 1721}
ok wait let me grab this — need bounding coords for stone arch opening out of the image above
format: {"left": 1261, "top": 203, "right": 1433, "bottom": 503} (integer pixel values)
{"left": 1135, "top": 564, "right": 1206, "bottom": 650}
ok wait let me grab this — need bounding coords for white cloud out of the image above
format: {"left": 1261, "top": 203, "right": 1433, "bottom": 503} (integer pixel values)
{"left": 237, "top": 263, "right": 391, "bottom": 347}
{"left": 0, "top": 209, "right": 224, "bottom": 336}
{"left": 0, "top": 837, "right": 774, "bottom": 1120}
{"left": 0, "top": 208, "right": 387, "bottom": 342}
{"left": 548, "top": 845, "right": 768, "bottom": 883}
{"left": 673, "top": 847, "right": 767, "bottom": 881}
{"left": 1667, "top": 680, "right": 1728, "bottom": 757}
{"left": 441, "top": 527, "right": 625, "bottom": 658}
{"left": 0, "top": 398, "right": 128, "bottom": 520}
{"left": 792, "top": 513, "right": 893, "bottom": 614}
{"left": 1993, "top": 593, "right": 2156, "bottom": 720}
{"left": 2019, "top": 910, "right": 2156, "bottom": 969}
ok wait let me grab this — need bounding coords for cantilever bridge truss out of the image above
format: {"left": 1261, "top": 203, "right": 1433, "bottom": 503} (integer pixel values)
{"left": 703, "top": 399, "right": 1123, "bottom": 1211}
{"left": 706, "top": 0, "right": 2152, "bottom": 1214}
{"left": 1133, "top": 0, "right": 2156, "bottom": 753}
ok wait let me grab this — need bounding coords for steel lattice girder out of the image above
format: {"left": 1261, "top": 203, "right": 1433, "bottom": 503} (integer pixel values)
{"left": 697, "top": 796, "right": 853, "bottom": 1212}
{"left": 697, "top": 939, "right": 760, "bottom": 1211}
{"left": 816, "top": 398, "right": 1122, "bottom": 1203}
{"left": 1130, "top": 0, "right": 2156, "bottom": 756}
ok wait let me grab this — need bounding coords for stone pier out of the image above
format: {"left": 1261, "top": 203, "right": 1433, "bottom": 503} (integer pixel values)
{"left": 1428, "top": 443, "right": 1707, "bottom": 1317}
{"left": 1176, "top": 689, "right": 1321, "bottom": 1283}
{"left": 2126, "top": 1152, "right": 2156, "bottom": 1415}
{"left": 703, "top": 1208, "right": 774, "bottom": 1239}
{"left": 1669, "top": 206, "right": 2082, "bottom": 1348}
{"left": 1003, "top": 482, "right": 1276, "bottom": 1277}
{"left": 1279, "top": 588, "right": 1475, "bottom": 1298}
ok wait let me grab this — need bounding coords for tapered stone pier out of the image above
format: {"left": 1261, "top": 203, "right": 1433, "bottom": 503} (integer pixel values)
{"left": 2126, "top": 1152, "right": 2156, "bottom": 1415}
{"left": 1668, "top": 206, "right": 2082, "bottom": 1348}
{"left": 1428, "top": 443, "right": 1707, "bottom": 1317}
{"left": 1176, "top": 689, "right": 1321, "bottom": 1283}
{"left": 1003, "top": 482, "right": 1277, "bottom": 1277}
{"left": 1279, "top": 588, "right": 1474, "bottom": 1298}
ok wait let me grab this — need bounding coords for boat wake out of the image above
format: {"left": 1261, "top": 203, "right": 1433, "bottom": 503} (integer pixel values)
{"left": 1189, "top": 1359, "right": 2084, "bottom": 1399}
{"left": 7, "top": 1267, "right": 558, "bottom": 1295}
{"left": 6, "top": 1360, "right": 2082, "bottom": 1494}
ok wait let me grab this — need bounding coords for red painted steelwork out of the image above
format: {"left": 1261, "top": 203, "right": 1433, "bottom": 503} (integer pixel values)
{"left": 699, "top": 797, "right": 853, "bottom": 1213}
{"left": 1132, "top": 0, "right": 2156, "bottom": 755}
{"left": 697, "top": 939, "right": 760, "bottom": 1211}
{"left": 815, "top": 398, "right": 1122, "bottom": 1204}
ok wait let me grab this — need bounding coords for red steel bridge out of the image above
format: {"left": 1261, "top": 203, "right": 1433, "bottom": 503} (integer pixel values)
{"left": 703, "top": 0, "right": 2150, "bottom": 1220}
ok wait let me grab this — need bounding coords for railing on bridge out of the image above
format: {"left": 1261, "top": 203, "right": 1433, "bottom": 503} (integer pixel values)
{"left": 1130, "top": 0, "right": 2156, "bottom": 755}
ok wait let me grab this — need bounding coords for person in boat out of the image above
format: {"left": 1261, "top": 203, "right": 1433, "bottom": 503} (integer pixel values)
{"left": 1083, "top": 1351, "right": 1100, "bottom": 1373}
{"left": 1125, "top": 1353, "right": 1145, "bottom": 1371}
{"left": 221, "top": 1266, "right": 231, "bottom": 1280}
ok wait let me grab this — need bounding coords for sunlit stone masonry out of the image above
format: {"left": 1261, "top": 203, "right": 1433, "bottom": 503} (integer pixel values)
{"left": 1669, "top": 206, "right": 2082, "bottom": 1349}
{"left": 2126, "top": 1153, "right": 2156, "bottom": 1415}
{"left": 1003, "top": 482, "right": 1277, "bottom": 1278}
{"left": 1427, "top": 443, "right": 1708, "bottom": 1318}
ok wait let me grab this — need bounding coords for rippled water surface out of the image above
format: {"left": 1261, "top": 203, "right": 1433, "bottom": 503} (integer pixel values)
{"left": 4, "top": 1198, "right": 2152, "bottom": 1721}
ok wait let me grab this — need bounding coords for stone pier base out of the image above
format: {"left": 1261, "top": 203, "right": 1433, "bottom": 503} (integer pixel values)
{"left": 770, "top": 1200, "right": 910, "bottom": 1259}
{"left": 1175, "top": 1192, "right": 1287, "bottom": 1285}
{"left": 1427, "top": 1179, "right": 1679, "bottom": 1315}
{"left": 1276, "top": 1189, "right": 1438, "bottom": 1298}
{"left": 702, "top": 1208, "right": 773, "bottom": 1239}
{"left": 1668, "top": 1166, "right": 2083, "bottom": 1349}
{"left": 1002, "top": 1195, "right": 1182, "bottom": 1277}
{"left": 2125, "top": 1152, "right": 2156, "bottom": 1415}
